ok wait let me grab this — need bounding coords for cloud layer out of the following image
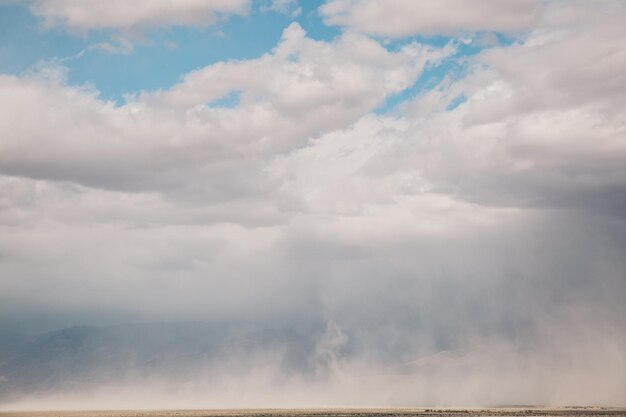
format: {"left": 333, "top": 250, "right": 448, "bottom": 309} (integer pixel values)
{"left": 30, "top": 0, "right": 250, "bottom": 31}
{"left": 321, "top": 0, "right": 542, "bottom": 36}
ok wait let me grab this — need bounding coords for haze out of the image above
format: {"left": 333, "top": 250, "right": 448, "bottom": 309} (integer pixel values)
{"left": 0, "top": 0, "right": 625, "bottom": 410}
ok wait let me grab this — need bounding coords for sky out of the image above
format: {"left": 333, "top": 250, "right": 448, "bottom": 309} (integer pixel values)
{"left": 0, "top": 0, "right": 626, "bottom": 408}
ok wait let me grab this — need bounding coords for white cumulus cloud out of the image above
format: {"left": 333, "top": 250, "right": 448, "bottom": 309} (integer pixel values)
{"left": 321, "top": 0, "right": 542, "bottom": 37}
{"left": 29, "top": 0, "right": 250, "bottom": 31}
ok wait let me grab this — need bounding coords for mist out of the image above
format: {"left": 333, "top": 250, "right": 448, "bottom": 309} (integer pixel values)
{"left": 1, "top": 210, "right": 625, "bottom": 409}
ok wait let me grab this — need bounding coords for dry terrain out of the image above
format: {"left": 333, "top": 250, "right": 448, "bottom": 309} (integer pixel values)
{"left": 1, "top": 408, "right": 625, "bottom": 417}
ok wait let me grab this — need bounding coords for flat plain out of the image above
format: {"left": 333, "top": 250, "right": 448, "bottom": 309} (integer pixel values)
{"left": 1, "top": 408, "right": 625, "bottom": 417}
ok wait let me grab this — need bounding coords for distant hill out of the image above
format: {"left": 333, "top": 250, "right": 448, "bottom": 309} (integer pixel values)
{"left": 0, "top": 322, "right": 319, "bottom": 403}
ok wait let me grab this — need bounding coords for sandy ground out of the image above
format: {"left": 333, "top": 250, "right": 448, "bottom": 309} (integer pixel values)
{"left": 1, "top": 408, "right": 625, "bottom": 417}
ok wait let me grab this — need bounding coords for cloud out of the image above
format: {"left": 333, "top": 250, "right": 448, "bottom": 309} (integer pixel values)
{"left": 29, "top": 0, "right": 250, "bottom": 31}
{"left": 320, "top": 0, "right": 543, "bottom": 37}
{"left": 0, "top": 23, "right": 445, "bottom": 201}
{"left": 391, "top": 0, "right": 626, "bottom": 213}
{"left": 93, "top": 34, "right": 134, "bottom": 55}
{"left": 260, "top": 0, "right": 301, "bottom": 17}
{"left": 142, "top": 23, "right": 447, "bottom": 111}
